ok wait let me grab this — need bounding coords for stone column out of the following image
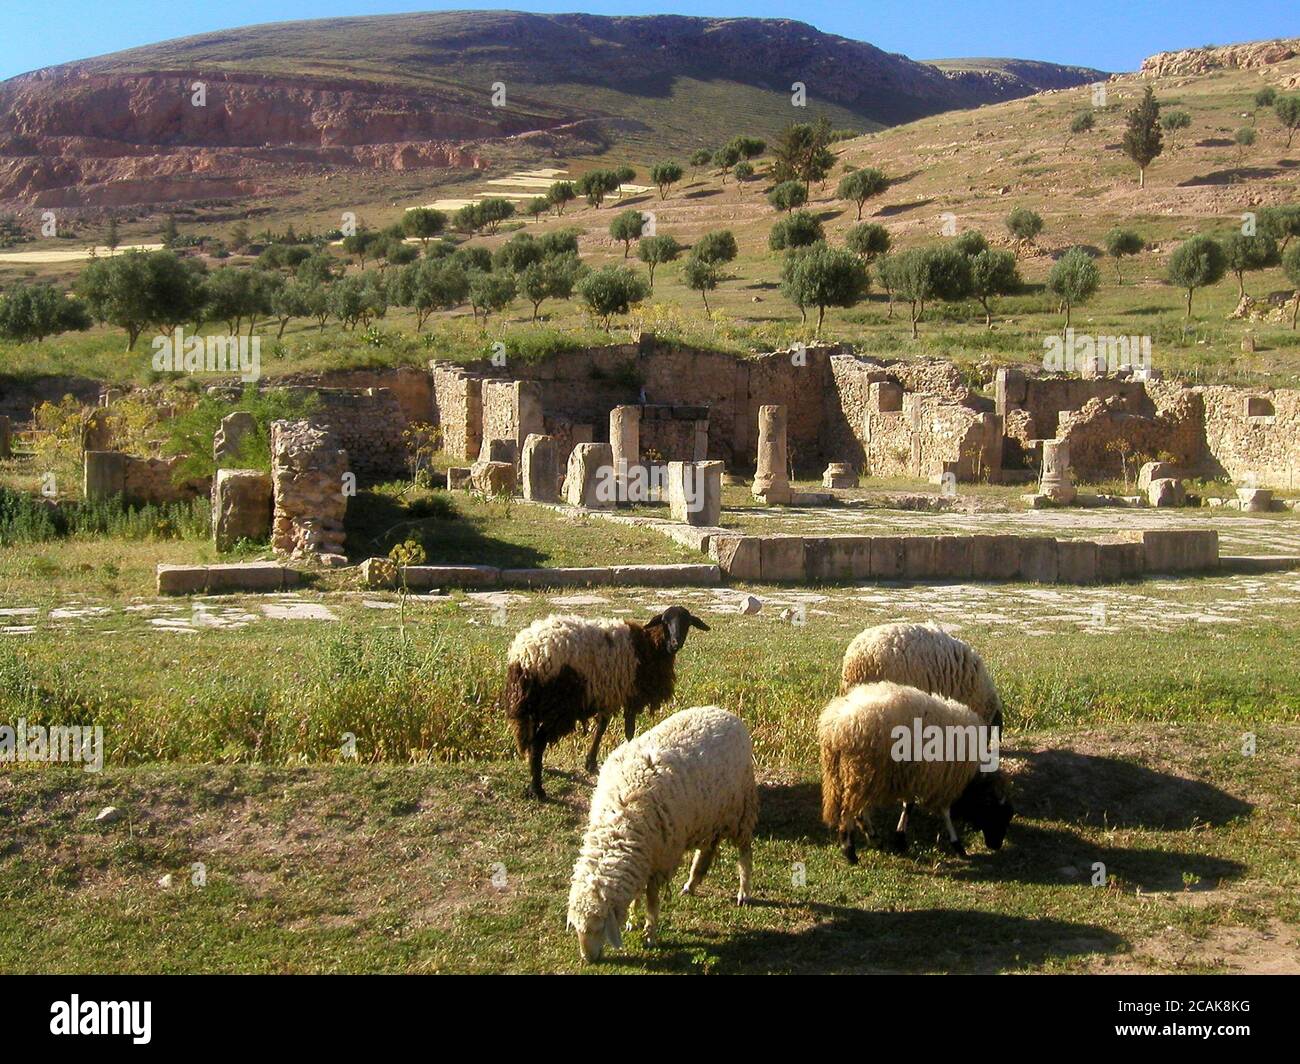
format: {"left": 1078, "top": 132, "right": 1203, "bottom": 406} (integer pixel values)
{"left": 752, "top": 405, "right": 791, "bottom": 504}
{"left": 270, "top": 420, "right": 350, "bottom": 559}
{"left": 1039, "top": 438, "right": 1076, "bottom": 504}
{"left": 610, "top": 405, "right": 640, "bottom": 503}
{"left": 667, "top": 460, "right": 723, "bottom": 526}
{"left": 521, "top": 433, "right": 560, "bottom": 502}
{"left": 564, "top": 442, "right": 615, "bottom": 510}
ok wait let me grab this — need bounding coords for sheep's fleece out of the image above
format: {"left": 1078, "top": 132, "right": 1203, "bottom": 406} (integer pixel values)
{"left": 508, "top": 614, "right": 639, "bottom": 714}
{"left": 567, "top": 706, "right": 758, "bottom": 956}
{"left": 840, "top": 622, "right": 1002, "bottom": 726}
{"left": 819, "top": 681, "right": 993, "bottom": 831}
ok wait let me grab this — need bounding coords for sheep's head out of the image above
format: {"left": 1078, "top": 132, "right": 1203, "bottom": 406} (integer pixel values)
{"left": 645, "top": 605, "right": 710, "bottom": 654}
{"left": 952, "top": 772, "right": 1014, "bottom": 851}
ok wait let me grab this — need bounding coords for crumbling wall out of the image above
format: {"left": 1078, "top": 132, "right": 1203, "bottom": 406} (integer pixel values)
{"left": 270, "top": 419, "right": 348, "bottom": 559}
{"left": 283, "top": 386, "right": 406, "bottom": 483}
{"left": 1200, "top": 385, "right": 1300, "bottom": 488}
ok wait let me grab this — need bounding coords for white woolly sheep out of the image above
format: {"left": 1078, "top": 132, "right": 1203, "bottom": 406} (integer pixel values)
{"left": 566, "top": 705, "right": 757, "bottom": 963}
{"left": 840, "top": 621, "right": 1003, "bottom": 728}
{"left": 503, "top": 605, "right": 711, "bottom": 801}
{"left": 819, "top": 681, "right": 1013, "bottom": 863}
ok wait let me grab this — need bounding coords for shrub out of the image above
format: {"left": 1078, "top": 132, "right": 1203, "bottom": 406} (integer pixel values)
{"left": 768, "top": 210, "right": 824, "bottom": 251}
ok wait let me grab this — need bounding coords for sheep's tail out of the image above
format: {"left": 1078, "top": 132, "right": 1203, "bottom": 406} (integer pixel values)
{"left": 502, "top": 662, "right": 534, "bottom": 758}
{"left": 820, "top": 745, "right": 846, "bottom": 831}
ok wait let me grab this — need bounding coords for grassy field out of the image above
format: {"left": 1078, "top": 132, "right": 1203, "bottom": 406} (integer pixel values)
{"left": 2, "top": 575, "right": 1298, "bottom": 972}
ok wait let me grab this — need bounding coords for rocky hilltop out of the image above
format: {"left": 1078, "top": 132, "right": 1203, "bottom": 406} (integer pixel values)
{"left": 1140, "top": 38, "right": 1300, "bottom": 78}
{"left": 0, "top": 11, "right": 1105, "bottom": 208}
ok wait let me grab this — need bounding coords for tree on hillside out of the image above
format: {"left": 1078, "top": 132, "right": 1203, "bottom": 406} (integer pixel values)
{"left": 1160, "top": 109, "right": 1191, "bottom": 149}
{"left": 650, "top": 162, "right": 684, "bottom": 200}
{"left": 519, "top": 253, "right": 584, "bottom": 321}
{"left": 614, "top": 165, "right": 637, "bottom": 197}
{"left": 691, "top": 229, "right": 738, "bottom": 265}
{"left": 772, "top": 117, "right": 835, "bottom": 192}
{"left": 767, "top": 180, "right": 808, "bottom": 213}
{"left": 1254, "top": 87, "right": 1277, "bottom": 113}
{"left": 467, "top": 270, "right": 516, "bottom": 327}
{"left": 343, "top": 229, "right": 381, "bottom": 266}
{"left": 492, "top": 233, "right": 543, "bottom": 273}
{"left": 0, "top": 283, "right": 91, "bottom": 342}
{"left": 727, "top": 135, "right": 766, "bottom": 161}
{"left": 1258, "top": 205, "right": 1300, "bottom": 253}
{"left": 637, "top": 234, "right": 682, "bottom": 291}
{"left": 105, "top": 216, "right": 120, "bottom": 254}
{"left": 577, "top": 170, "right": 621, "bottom": 208}
{"left": 525, "top": 197, "right": 550, "bottom": 222}
{"left": 889, "top": 245, "right": 972, "bottom": 339}
{"left": 537, "top": 227, "right": 581, "bottom": 259}
{"left": 845, "top": 222, "right": 890, "bottom": 263}
{"left": 1104, "top": 228, "right": 1145, "bottom": 282}
{"left": 779, "top": 243, "right": 868, "bottom": 332}
{"left": 1275, "top": 96, "right": 1300, "bottom": 148}
{"left": 1047, "top": 248, "right": 1100, "bottom": 330}
{"left": 768, "top": 211, "right": 824, "bottom": 251}
{"left": 968, "top": 248, "right": 1020, "bottom": 327}
{"left": 577, "top": 265, "right": 648, "bottom": 332}
{"left": 1221, "top": 232, "right": 1280, "bottom": 298}
{"left": 402, "top": 207, "right": 446, "bottom": 246}
{"left": 609, "top": 210, "right": 646, "bottom": 257}
{"left": 162, "top": 215, "right": 179, "bottom": 248}
{"left": 952, "top": 230, "right": 989, "bottom": 257}
{"left": 393, "top": 260, "right": 470, "bottom": 330}
{"left": 269, "top": 279, "right": 313, "bottom": 339}
{"left": 713, "top": 143, "right": 741, "bottom": 184}
{"left": 836, "top": 167, "right": 888, "bottom": 221}
{"left": 1167, "top": 234, "right": 1225, "bottom": 318}
{"left": 547, "top": 181, "right": 577, "bottom": 215}
{"left": 1122, "top": 86, "right": 1163, "bottom": 188}
{"left": 1005, "top": 207, "right": 1043, "bottom": 256}
{"left": 76, "top": 249, "right": 200, "bottom": 350}
{"left": 1067, "top": 111, "right": 1094, "bottom": 145}
{"left": 477, "top": 198, "right": 515, "bottom": 234}
{"left": 875, "top": 253, "right": 896, "bottom": 318}
{"left": 1234, "top": 127, "right": 1256, "bottom": 170}
{"left": 682, "top": 254, "right": 723, "bottom": 315}
{"left": 1282, "top": 243, "right": 1300, "bottom": 329}
{"left": 734, "top": 161, "right": 755, "bottom": 185}
{"left": 688, "top": 149, "right": 713, "bottom": 178}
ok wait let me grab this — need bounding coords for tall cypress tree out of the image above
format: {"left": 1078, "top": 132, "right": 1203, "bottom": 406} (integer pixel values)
{"left": 1123, "top": 87, "right": 1163, "bottom": 189}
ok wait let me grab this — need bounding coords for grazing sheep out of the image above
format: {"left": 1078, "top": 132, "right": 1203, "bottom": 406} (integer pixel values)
{"left": 840, "top": 622, "right": 1003, "bottom": 729}
{"left": 566, "top": 705, "right": 757, "bottom": 962}
{"left": 503, "top": 605, "right": 711, "bottom": 800}
{"left": 819, "top": 681, "right": 1013, "bottom": 863}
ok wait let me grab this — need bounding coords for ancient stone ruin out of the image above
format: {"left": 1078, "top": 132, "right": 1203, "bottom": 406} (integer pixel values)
{"left": 269, "top": 419, "right": 349, "bottom": 561}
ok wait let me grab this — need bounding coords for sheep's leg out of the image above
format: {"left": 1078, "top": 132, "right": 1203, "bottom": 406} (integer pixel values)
{"left": 941, "top": 809, "right": 968, "bottom": 857}
{"left": 623, "top": 706, "right": 637, "bottom": 742}
{"left": 893, "top": 803, "right": 911, "bottom": 853}
{"left": 682, "top": 839, "right": 719, "bottom": 895}
{"left": 643, "top": 879, "right": 662, "bottom": 946}
{"left": 625, "top": 895, "right": 640, "bottom": 934}
{"left": 526, "top": 732, "right": 548, "bottom": 801}
{"left": 584, "top": 714, "right": 610, "bottom": 775}
{"left": 735, "top": 840, "right": 753, "bottom": 905}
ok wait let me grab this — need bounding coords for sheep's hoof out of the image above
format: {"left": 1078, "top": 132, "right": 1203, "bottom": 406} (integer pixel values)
{"left": 681, "top": 882, "right": 696, "bottom": 896}
{"left": 841, "top": 844, "right": 859, "bottom": 865}
{"left": 583, "top": 760, "right": 599, "bottom": 775}
{"left": 644, "top": 931, "right": 658, "bottom": 947}
{"left": 735, "top": 892, "right": 749, "bottom": 906}
{"left": 524, "top": 784, "right": 547, "bottom": 801}
{"left": 891, "top": 831, "right": 908, "bottom": 853}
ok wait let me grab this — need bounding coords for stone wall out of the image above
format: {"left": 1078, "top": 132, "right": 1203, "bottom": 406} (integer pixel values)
{"left": 283, "top": 386, "right": 406, "bottom": 484}
{"left": 84, "top": 450, "right": 209, "bottom": 505}
{"left": 1200, "top": 385, "right": 1300, "bottom": 489}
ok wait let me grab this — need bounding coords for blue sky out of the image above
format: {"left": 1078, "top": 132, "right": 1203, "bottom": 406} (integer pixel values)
{"left": 0, "top": 1, "right": 1294, "bottom": 80}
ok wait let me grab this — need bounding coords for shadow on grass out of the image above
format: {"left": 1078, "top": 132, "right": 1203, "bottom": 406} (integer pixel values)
{"left": 635, "top": 905, "right": 1124, "bottom": 973}
{"left": 343, "top": 489, "right": 548, "bottom": 567}
{"left": 876, "top": 198, "right": 933, "bottom": 217}
{"left": 1179, "top": 166, "right": 1290, "bottom": 186}
{"left": 1004, "top": 747, "right": 1253, "bottom": 829}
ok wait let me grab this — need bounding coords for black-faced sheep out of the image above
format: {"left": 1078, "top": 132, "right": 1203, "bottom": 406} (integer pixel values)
{"left": 819, "top": 681, "right": 1013, "bottom": 863}
{"left": 566, "top": 704, "right": 757, "bottom": 962}
{"left": 503, "top": 605, "right": 711, "bottom": 800}
{"left": 840, "top": 621, "right": 1003, "bottom": 729}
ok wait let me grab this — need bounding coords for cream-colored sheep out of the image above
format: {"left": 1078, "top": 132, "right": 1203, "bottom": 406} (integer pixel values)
{"left": 566, "top": 705, "right": 757, "bottom": 962}
{"left": 819, "top": 681, "right": 1012, "bottom": 863}
{"left": 839, "top": 622, "right": 1003, "bottom": 728}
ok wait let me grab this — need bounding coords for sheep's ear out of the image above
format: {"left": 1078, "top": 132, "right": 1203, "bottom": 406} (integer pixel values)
{"left": 688, "top": 613, "right": 711, "bottom": 632}
{"left": 644, "top": 613, "right": 665, "bottom": 630}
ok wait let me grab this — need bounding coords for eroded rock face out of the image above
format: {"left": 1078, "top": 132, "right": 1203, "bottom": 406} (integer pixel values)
{"left": 270, "top": 420, "right": 349, "bottom": 559}
{"left": 1140, "top": 39, "right": 1299, "bottom": 78}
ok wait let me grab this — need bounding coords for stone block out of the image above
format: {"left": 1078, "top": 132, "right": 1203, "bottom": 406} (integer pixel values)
{"left": 1138, "top": 461, "right": 1180, "bottom": 491}
{"left": 759, "top": 536, "right": 806, "bottom": 582}
{"left": 667, "top": 460, "right": 723, "bottom": 526}
{"left": 1147, "top": 478, "right": 1186, "bottom": 508}
{"left": 564, "top": 442, "right": 614, "bottom": 509}
{"left": 822, "top": 462, "right": 859, "bottom": 489}
{"left": 935, "top": 535, "right": 973, "bottom": 579}
{"left": 471, "top": 460, "right": 516, "bottom": 496}
{"left": 1056, "top": 539, "right": 1098, "bottom": 584}
{"left": 84, "top": 451, "right": 128, "bottom": 501}
{"left": 870, "top": 536, "right": 904, "bottom": 579}
{"left": 1237, "top": 487, "right": 1273, "bottom": 512}
{"left": 1126, "top": 529, "right": 1218, "bottom": 573}
{"left": 156, "top": 564, "right": 208, "bottom": 595}
{"left": 446, "top": 466, "right": 473, "bottom": 490}
{"left": 709, "top": 535, "right": 762, "bottom": 581}
{"left": 902, "top": 536, "right": 939, "bottom": 579}
{"left": 213, "top": 468, "right": 272, "bottom": 552}
{"left": 970, "top": 535, "right": 1022, "bottom": 580}
{"left": 1095, "top": 539, "right": 1144, "bottom": 582}
{"left": 827, "top": 536, "right": 873, "bottom": 580}
{"left": 1019, "top": 537, "right": 1059, "bottom": 583}
{"left": 213, "top": 411, "right": 257, "bottom": 464}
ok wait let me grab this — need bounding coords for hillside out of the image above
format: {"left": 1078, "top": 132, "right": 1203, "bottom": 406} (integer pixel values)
{"left": 0, "top": 11, "right": 1103, "bottom": 207}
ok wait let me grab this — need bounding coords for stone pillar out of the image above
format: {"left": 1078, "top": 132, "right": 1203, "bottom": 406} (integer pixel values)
{"left": 517, "top": 381, "right": 544, "bottom": 446}
{"left": 822, "top": 462, "right": 858, "bottom": 489}
{"left": 270, "top": 420, "right": 350, "bottom": 559}
{"left": 213, "top": 469, "right": 273, "bottom": 551}
{"left": 610, "top": 405, "right": 640, "bottom": 502}
{"left": 1039, "top": 439, "right": 1076, "bottom": 505}
{"left": 564, "top": 442, "right": 614, "bottom": 509}
{"left": 668, "top": 461, "right": 723, "bottom": 526}
{"left": 84, "top": 451, "right": 128, "bottom": 501}
{"left": 214, "top": 411, "right": 258, "bottom": 464}
{"left": 0, "top": 414, "right": 11, "bottom": 459}
{"left": 752, "top": 405, "right": 791, "bottom": 504}
{"left": 521, "top": 433, "right": 560, "bottom": 502}
{"left": 478, "top": 438, "right": 518, "bottom": 466}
